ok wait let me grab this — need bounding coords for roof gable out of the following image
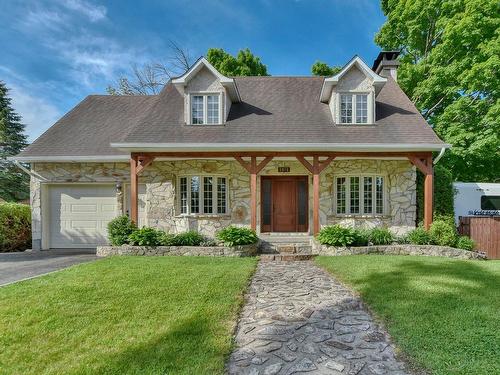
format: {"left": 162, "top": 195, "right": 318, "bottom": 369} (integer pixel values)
{"left": 320, "top": 56, "right": 386, "bottom": 102}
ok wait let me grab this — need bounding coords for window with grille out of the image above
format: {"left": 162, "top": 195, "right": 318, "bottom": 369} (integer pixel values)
{"left": 178, "top": 176, "right": 227, "bottom": 214}
{"left": 190, "top": 94, "right": 220, "bottom": 124}
{"left": 339, "top": 93, "right": 369, "bottom": 124}
{"left": 334, "top": 175, "right": 385, "bottom": 215}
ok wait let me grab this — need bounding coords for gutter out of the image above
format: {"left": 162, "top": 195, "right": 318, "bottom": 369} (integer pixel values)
{"left": 433, "top": 147, "right": 446, "bottom": 165}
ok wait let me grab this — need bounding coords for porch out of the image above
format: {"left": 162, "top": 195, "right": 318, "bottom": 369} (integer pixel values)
{"left": 128, "top": 151, "right": 435, "bottom": 235}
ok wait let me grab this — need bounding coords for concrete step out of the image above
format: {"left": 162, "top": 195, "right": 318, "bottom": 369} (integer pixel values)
{"left": 260, "top": 254, "right": 316, "bottom": 261}
{"left": 259, "top": 235, "right": 313, "bottom": 255}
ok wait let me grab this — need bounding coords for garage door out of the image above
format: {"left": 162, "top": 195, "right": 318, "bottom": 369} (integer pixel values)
{"left": 49, "top": 185, "right": 117, "bottom": 248}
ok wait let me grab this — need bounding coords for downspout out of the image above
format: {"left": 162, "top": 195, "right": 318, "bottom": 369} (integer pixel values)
{"left": 12, "top": 159, "right": 48, "bottom": 182}
{"left": 433, "top": 147, "right": 446, "bottom": 165}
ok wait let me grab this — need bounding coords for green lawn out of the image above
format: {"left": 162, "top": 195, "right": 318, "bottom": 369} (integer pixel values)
{"left": 316, "top": 255, "right": 500, "bottom": 375}
{"left": 0, "top": 256, "right": 257, "bottom": 375}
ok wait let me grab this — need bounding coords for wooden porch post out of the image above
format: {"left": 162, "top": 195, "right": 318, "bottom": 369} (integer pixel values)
{"left": 313, "top": 156, "right": 320, "bottom": 235}
{"left": 130, "top": 155, "right": 138, "bottom": 225}
{"left": 408, "top": 153, "right": 434, "bottom": 230}
{"left": 424, "top": 155, "right": 434, "bottom": 230}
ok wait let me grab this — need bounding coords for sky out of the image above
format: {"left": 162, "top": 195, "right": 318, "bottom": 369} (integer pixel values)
{"left": 0, "top": 0, "right": 386, "bottom": 142}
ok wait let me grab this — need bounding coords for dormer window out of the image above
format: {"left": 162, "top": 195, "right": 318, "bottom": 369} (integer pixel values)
{"left": 190, "top": 94, "right": 221, "bottom": 125}
{"left": 340, "top": 93, "right": 368, "bottom": 124}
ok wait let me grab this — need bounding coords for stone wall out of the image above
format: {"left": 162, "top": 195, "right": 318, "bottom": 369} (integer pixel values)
{"left": 96, "top": 244, "right": 258, "bottom": 257}
{"left": 30, "top": 159, "right": 416, "bottom": 248}
{"left": 311, "top": 241, "right": 486, "bottom": 260}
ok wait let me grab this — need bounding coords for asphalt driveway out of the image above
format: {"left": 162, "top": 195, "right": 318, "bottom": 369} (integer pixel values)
{"left": 0, "top": 250, "right": 98, "bottom": 286}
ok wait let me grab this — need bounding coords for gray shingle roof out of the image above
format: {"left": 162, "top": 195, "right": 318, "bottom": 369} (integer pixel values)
{"left": 17, "top": 75, "right": 445, "bottom": 159}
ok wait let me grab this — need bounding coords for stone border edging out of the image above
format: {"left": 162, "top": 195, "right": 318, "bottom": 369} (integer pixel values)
{"left": 311, "top": 241, "right": 486, "bottom": 260}
{"left": 96, "top": 244, "right": 258, "bottom": 257}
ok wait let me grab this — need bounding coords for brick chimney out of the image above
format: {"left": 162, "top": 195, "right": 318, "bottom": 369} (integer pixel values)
{"left": 372, "top": 51, "right": 400, "bottom": 81}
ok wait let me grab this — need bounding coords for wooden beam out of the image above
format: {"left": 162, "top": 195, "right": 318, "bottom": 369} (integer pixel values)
{"left": 234, "top": 156, "right": 252, "bottom": 173}
{"left": 318, "top": 156, "right": 336, "bottom": 173}
{"left": 140, "top": 151, "right": 432, "bottom": 158}
{"left": 313, "top": 156, "right": 320, "bottom": 235}
{"left": 255, "top": 156, "right": 273, "bottom": 174}
{"left": 424, "top": 155, "right": 434, "bottom": 230}
{"left": 129, "top": 156, "right": 138, "bottom": 225}
{"left": 136, "top": 155, "right": 155, "bottom": 175}
{"left": 296, "top": 156, "right": 314, "bottom": 173}
{"left": 408, "top": 155, "right": 432, "bottom": 175}
{"left": 250, "top": 157, "right": 257, "bottom": 231}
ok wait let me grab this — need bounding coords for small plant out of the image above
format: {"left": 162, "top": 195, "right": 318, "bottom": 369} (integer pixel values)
{"left": 407, "top": 227, "right": 431, "bottom": 245}
{"left": 172, "top": 231, "right": 205, "bottom": 246}
{"left": 216, "top": 226, "right": 258, "bottom": 246}
{"left": 456, "top": 236, "right": 475, "bottom": 251}
{"left": 353, "top": 229, "right": 370, "bottom": 246}
{"left": 128, "top": 227, "right": 166, "bottom": 246}
{"left": 429, "top": 219, "right": 458, "bottom": 247}
{"left": 107, "top": 215, "right": 136, "bottom": 246}
{"left": 200, "top": 238, "right": 218, "bottom": 247}
{"left": 317, "top": 225, "right": 357, "bottom": 247}
{"left": 0, "top": 203, "right": 31, "bottom": 252}
{"left": 369, "top": 227, "right": 394, "bottom": 245}
{"left": 395, "top": 235, "right": 409, "bottom": 244}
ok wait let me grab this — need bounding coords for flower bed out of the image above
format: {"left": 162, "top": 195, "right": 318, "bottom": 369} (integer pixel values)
{"left": 311, "top": 241, "right": 486, "bottom": 260}
{"left": 96, "top": 243, "right": 258, "bottom": 257}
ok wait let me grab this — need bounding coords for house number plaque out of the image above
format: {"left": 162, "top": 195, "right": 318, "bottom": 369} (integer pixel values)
{"left": 278, "top": 166, "right": 290, "bottom": 173}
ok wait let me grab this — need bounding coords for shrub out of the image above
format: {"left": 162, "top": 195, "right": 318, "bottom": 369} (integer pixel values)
{"left": 456, "top": 236, "right": 475, "bottom": 251}
{"left": 107, "top": 215, "right": 136, "bottom": 246}
{"left": 369, "top": 227, "right": 394, "bottom": 245}
{"left": 216, "top": 226, "right": 258, "bottom": 246}
{"left": 128, "top": 227, "right": 166, "bottom": 246}
{"left": 172, "top": 231, "right": 205, "bottom": 246}
{"left": 429, "top": 219, "right": 458, "bottom": 247}
{"left": 0, "top": 203, "right": 31, "bottom": 252}
{"left": 407, "top": 227, "right": 431, "bottom": 245}
{"left": 317, "top": 225, "right": 357, "bottom": 247}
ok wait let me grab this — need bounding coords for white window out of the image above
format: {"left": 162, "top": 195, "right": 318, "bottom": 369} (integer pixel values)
{"left": 335, "top": 175, "right": 385, "bottom": 215}
{"left": 339, "top": 93, "right": 369, "bottom": 124}
{"left": 190, "top": 94, "right": 220, "bottom": 125}
{"left": 179, "top": 176, "right": 227, "bottom": 214}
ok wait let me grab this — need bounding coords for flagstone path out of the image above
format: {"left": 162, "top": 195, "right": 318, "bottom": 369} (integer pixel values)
{"left": 227, "top": 261, "right": 410, "bottom": 375}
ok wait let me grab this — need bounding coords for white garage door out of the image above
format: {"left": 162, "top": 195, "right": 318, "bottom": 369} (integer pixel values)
{"left": 49, "top": 185, "right": 117, "bottom": 248}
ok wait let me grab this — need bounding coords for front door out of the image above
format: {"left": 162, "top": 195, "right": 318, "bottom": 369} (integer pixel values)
{"left": 261, "top": 176, "right": 308, "bottom": 232}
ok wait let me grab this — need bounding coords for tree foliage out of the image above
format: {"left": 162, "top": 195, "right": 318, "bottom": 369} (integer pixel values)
{"left": 0, "top": 82, "right": 29, "bottom": 202}
{"left": 311, "top": 61, "right": 341, "bottom": 76}
{"left": 206, "top": 48, "right": 268, "bottom": 76}
{"left": 416, "top": 165, "right": 455, "bottom": 224}
{"left": 376, "top": 0, "right": 500, "bottom": 182}
{"left": 108, "top": 45, "right": 268, "bottom": 95}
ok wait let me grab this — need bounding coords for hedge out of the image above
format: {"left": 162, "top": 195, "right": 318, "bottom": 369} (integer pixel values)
{"left": 0, "top": 203, "right": 31, "bottom": 252}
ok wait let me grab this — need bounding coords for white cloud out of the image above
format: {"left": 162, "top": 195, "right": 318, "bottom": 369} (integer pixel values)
{"left": 60, "top": 0, "right": 107, "bottom": 22}
{"left": 7, "top": 83, "right": 62, "bottom": 142}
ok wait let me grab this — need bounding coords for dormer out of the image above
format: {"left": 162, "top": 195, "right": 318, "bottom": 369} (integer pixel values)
{"left": 172, "top": 57, "right": 241, "bottom": 125}
{"left": 320, "top": 56, "right": 386, "bottom": 125}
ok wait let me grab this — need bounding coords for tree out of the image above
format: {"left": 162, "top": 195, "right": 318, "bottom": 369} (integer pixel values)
{"left": 206, "top": 48, "right": 268, "bottom": 76}
{"left": 0, "top": 82, "right": 29, "bottom": 201}
{"left": 311, "top": 61, "right": 341, "bottom": 76}
{"left": 376, "top": 0, "right": 500, "bottom": 182}
{"left": 108, "top": 46, "right": 268, "bottom": 95}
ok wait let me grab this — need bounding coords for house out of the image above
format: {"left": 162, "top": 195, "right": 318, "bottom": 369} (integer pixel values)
{"left": 13, "top": 51, "right": 449, "bottom": 250}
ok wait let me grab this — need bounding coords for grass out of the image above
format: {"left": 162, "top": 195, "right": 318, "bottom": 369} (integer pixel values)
{"left": 315, "top": 255, "right": 500, "bottom": 375}
{"left": 0, "top": 256, "right": 257, "bottom": 375}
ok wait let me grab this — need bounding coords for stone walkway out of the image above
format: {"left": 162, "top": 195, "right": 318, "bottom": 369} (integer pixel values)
{"left": 227, "top": 261, "right": 410, "bottom": 375}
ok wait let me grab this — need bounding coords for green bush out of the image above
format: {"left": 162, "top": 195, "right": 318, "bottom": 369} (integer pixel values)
{"left": 128, "top": 227, "right": 167, "bottom": 247}
{"left": 353, "top": 229, "right": 370, "bottom": 246}
{"left": 172, "top": 231, "right": 205, "bottom": 246}
{"left": 107, "top": 215, "right": 136, "bottom": 246}
{"left": 216, "top": 226, "right": 258, "bottom": 246}
{"left": 317, "top": 225, "right": 357, "bottom": 247}
{"left": 456, "top": 236, "right": 475, "bottom": 251}
{"left": 0, "top": 203, "right": 31, "bottom": 252}
{"left": 369, "top": 227, "right": 394, "bottom": 245}
{"left": 407, "top": 227, "right": 431, "bottom": 245}
{"left": 429, "top": 219, "right": 458, "bottom": 247}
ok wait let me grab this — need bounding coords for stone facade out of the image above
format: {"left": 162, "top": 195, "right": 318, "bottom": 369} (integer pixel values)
{"left": 30, "top": 159, "right": 416, "bottom": 249}
{"left": 96, "top": 244, "right": 258, "bottom": 257}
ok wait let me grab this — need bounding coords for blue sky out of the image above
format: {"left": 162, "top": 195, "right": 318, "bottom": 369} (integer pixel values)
{"left": 0, "top": 0, "right": 385, "bottom": 141}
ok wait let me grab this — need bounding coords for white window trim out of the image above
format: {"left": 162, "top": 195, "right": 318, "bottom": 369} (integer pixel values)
{"left": 177, "top": 174, "right": 229, "bottom": 216}
{"left": 336, "top": 92, "right": 373, "bottom": 124}
{"left": 333, "top": 174, "right": 387, "bottom": 216}
{"left": 188, "top": 92, "right": 223, "bottom": 125}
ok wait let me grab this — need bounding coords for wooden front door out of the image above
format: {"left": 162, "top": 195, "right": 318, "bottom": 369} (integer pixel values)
{"left": 261, "top": 176, "right": 308, "bottom": 232}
